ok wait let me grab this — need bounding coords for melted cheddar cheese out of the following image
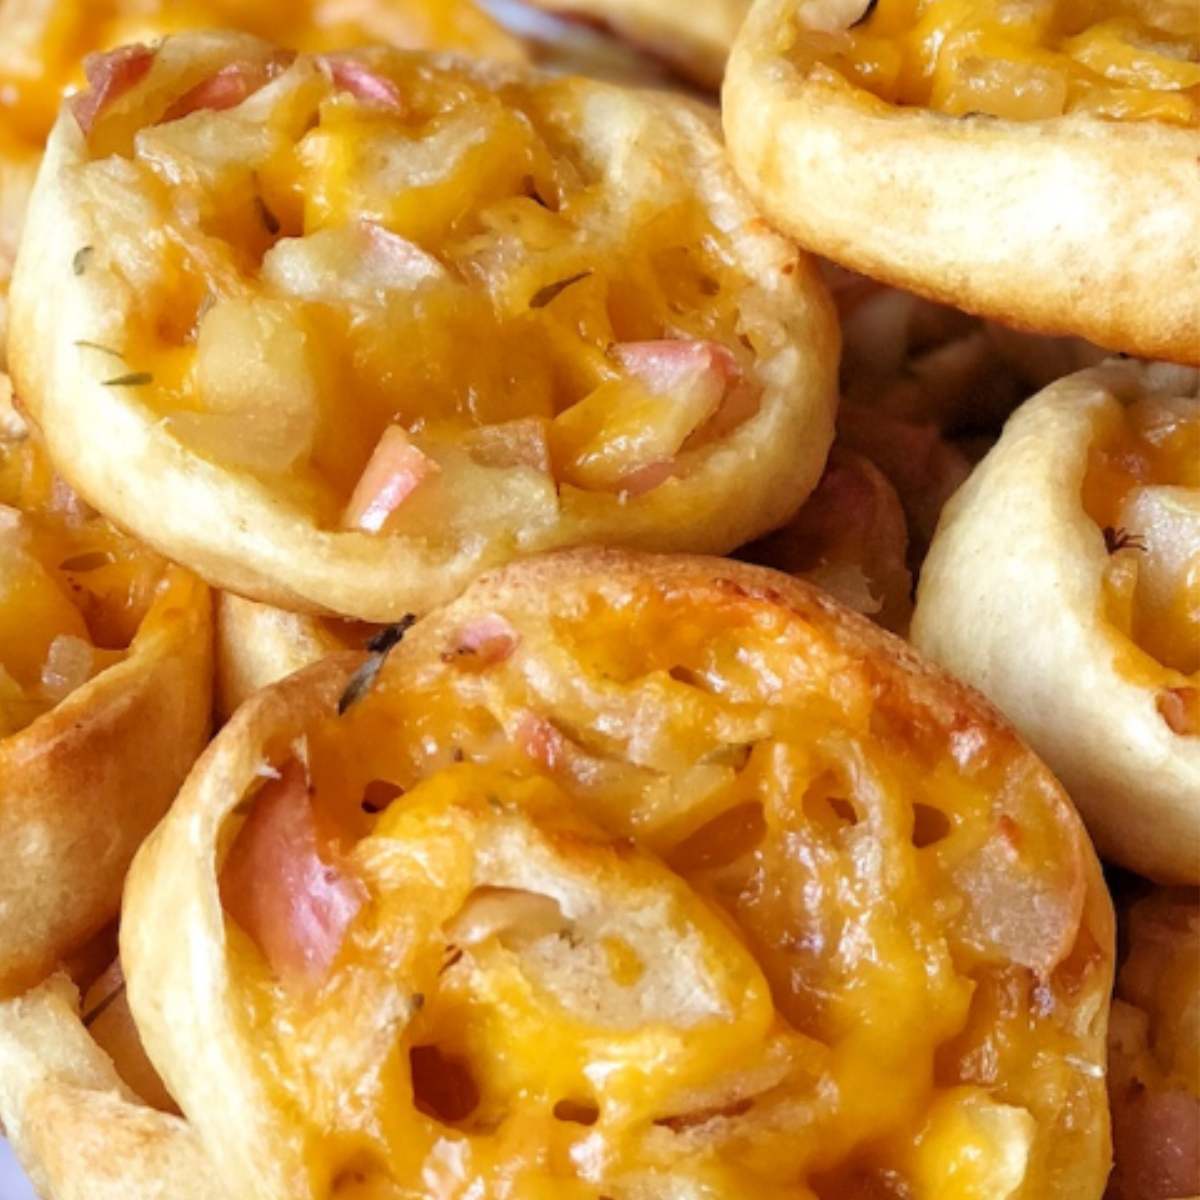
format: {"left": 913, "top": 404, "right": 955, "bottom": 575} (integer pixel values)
{"left": 0, "top": 380, "right": 164, "bottom": 735}
{"left": 1082, "top": 387, "right": 1200, "bottom": 730}
{"left": 0, "top": 0, "right": 522, "bottom": 152}
{"left": 70, "top": 43, "right": 760, "bottom": 538}
{"left": 218, "top": 571, "right": 1108, "bottom": 1200}
{"left": 791, "top": 0, "right": 1200, "bottom": 125}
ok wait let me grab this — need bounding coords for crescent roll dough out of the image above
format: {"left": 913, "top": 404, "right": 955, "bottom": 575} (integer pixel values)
{"left": 122, "top": 550, "right": 1112, "bottom": 1200}
{"left": 0, "top": 973, "right": 227, "bottom": 1200}
{"left": 913, "top": 360, "right": 1200, "bottom": 883}
{"left": 9, "top": 32, "right": 838, "bottom": 622}
{"left": 0, "top": 375, "right": 211, "bottom": 995}
{"left": 1107, "top": 886, "right": 1200, "bottom": 1200}
{"left": 723, "top": 0, "right": 1200, "bottom": 363}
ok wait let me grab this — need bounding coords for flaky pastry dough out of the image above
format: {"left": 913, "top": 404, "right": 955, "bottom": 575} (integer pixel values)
{"left": 12, "top": 33, "right": 837, "bottom": 621}
{"left": 0, "top": 375, "right": 211, "bottom": 995}
{"left": 0, "top": 973, "right": 227, "bottom": 1200}
{"left": 724, "top": 0, "right": 1200, "bottom": 363}
{"left": 123, "top": 550, "right": 1111, "bottom": 1200}
{"left": 913, "top": 360, "right": 1200, "bottom": 883}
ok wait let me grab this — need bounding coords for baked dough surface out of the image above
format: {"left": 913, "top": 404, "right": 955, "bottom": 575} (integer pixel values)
{"left": 913, "top": 360, "right": 1200, "bottom": 883}
{"left": 12, "top": 32, "right": 838, "bottom": 621}
{"left": 0, "top": 974, "right": 228, "bottom": 1200}
{"left": 723, "top": 0, "right": 1200, "bottom": 363}
{"left": 123, "top": 550, "right": 1112, "bottom": 1200}
{"left": 0, "top": 375, "right": 212, "bottom": 995}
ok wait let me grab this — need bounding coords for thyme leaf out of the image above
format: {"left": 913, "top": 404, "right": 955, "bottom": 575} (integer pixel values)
{"left": 338, "top": 614, "right": 417, "bottom": 715}
{"left": 74, "top": 340, "right": 124, "bottom": 359}
{"left": 82, "top": 979, "right": 126, "bottom": 1028}
{"left": 529, "top": 271, "right": 591, "bottom": 309}
{"left": 103, "top": 371, "right": 154, "bottom": 388}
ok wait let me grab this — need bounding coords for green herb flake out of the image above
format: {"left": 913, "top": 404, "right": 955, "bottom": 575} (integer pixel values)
{"left": 102, "top": 371, "right": 154, "bottom": 388}
{"left": 82, "top": 979, "right": 126, "bottom": 1028}
{"left": 338, "top": 614, "right": 418, "bottom": 715}
{"left": 529, "top": 271, "right": 592, "bottom": 310}
{"left": 72, "top": 246, "right": 94, "bottom": 276}
{"left": 74, "top": 339, "right": 125, "bottom": 359}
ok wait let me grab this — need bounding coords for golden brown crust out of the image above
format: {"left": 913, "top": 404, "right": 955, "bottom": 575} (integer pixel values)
{"left": 123, "top": 549, "right": 1113, "bottom": 1200}
{"left": 0, "top": 975, "right": 227, "bottom": 1200}
{"left": 913, "top": 360, "right": 1200, "bottom": 883}
{"left": 0, "top": 567, "right": 212, "bottom": 996}
{"left": 723, "top": 0, "right": 1200, "bottom": 364}
{"left": 11, "top": 34, "right": 838, "bottom": 622}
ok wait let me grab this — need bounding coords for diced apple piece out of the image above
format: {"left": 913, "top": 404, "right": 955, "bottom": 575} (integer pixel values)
{"left": 182, "top": 298, "right": 320, "bottom": 474}
{"left": 342, "top": 426, "right": 439, "bottom": 534}
{"left": 907, "top": 1091, "right": 1035, "bottom": 1200}
{"left": 70, "top": 45, "right": 157, "bottom": 136}
{"left": 162, "top": 55, "right": 291, "bottom": 122}
{"left": 262, "top": 222, "right": 445, "bottom": 307}
{"left": 221, "top": 759, "right": 365, "bottom": 989}
{"left": 463, "top": 418, "right": 552, "bottom": 474}
{"left": 552, "top": 340, "right": 739, "bottom": 493}
{"left": 0, "top": 528, "right": 91, "bottom": 695}
{"left": 39, "top": 634, "right": 94, "bottom": 704}
{"left": 938, "top": 56, "right": 1067, "bottom": 120}
{"left": 1118, "top": 486, "right": 1200, "bottom": 674}
{"left": 318, "top": 56, "right": 404, "bottom": 109}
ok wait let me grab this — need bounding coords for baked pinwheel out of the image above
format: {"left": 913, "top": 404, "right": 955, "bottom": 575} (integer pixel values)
{"left": 10, "top": 32, "right": 837, "bottom": 622}
{"left": 122, "top": 550, "right": 1112, "bottom": 1200}
{"left": 724, "top": 0, "right": 1200, "bottom": 363}
{"left": 0, "top": 972, "right": 225, "bottom": 1200}
{"left": 913, "top": 361, "right": 1200, "bottom": 883}
{"left": 1107, "top": 886, "right": 1199, "bottom": 1200}
{"left": 0, "top": 0, "right": 523, "bottom": 362}
{"left": 0, "top": 374, "right": 211, "bottom": 996}
{"left": 522, "top": 0, "right": 750, "bottom": 86}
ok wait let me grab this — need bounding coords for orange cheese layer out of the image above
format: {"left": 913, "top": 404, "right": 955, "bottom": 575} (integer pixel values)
{"left": 0, "top": 0, "right": 521, "bottom": 151}
{"left": 220, "top": 580, "right": 1105, "bottom": 1199}
{"left": 792, "top": 0, "right": 1200, "bottom": 125}
{"left": 1082, "top": 391, "right": 1200, "bottom": 687}
{"left": 75, "top": 47, "right": 757, "bottom": 534}
{"left": 0, "top": 416, "right": 164, "bottom": 734}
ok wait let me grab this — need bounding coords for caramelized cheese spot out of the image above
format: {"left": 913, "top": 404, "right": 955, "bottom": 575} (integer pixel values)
{"left": 791, "top": 0, "right": 1200, "bottom": 126}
